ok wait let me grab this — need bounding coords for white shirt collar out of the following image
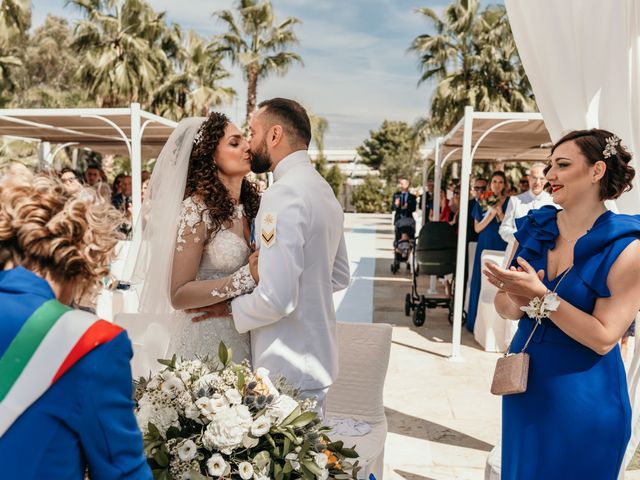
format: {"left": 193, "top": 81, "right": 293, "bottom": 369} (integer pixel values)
{"left": 273, "top": 150, "right": 311, "bottom": 182}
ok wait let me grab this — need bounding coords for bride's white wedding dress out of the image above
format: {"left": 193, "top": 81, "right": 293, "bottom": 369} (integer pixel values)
{"left": 167, "top": 196, "right": 255, "bottom": 363}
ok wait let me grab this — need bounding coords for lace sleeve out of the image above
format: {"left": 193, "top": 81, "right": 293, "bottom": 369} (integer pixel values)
{"left": 170, "top": 198, "right": 256, "bottom": 310}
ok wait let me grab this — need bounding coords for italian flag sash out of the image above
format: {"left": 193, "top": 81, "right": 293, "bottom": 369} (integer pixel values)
{"left": 0, "top": 299, "right": 123, "bottom": 437}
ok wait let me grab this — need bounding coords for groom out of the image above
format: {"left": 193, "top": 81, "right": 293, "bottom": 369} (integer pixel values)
{"left": 190, "top": 98, "right": 350, "bottom": 412}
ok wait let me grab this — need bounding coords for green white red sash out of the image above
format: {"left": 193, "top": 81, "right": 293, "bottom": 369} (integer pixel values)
{"left": 0, "top": 299, "right": 123, "bottom": 437}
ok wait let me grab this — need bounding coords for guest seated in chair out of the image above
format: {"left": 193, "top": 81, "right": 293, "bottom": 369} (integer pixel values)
{"left": 0, "top": 170, "right": 151, "bottom": 479}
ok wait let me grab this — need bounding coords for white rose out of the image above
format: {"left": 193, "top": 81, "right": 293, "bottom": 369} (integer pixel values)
{"left": 314, "top": 452, "right": 328, "bottom": 469}
{"left": 242, "top": 433, "right": 259, "bottom": 448}
{"left": 316, "top": 469, "right": 329, "bottom": 480}
{"left": 177, "top": 439, "right": 197, "bottom": 461}
{"left": 206, "top": 453, "right": 229, "bottom": 477}
{"left": 225, "top": 388, "right": 243, "bottom": 405}
{"left": 196, "top": 373, "right": 220, "bottom": 390}
{"left": 178, "top": 370, "right": 191, "bottom": 383}
{"left": 250, "top": 415, "right": 271, "bottom": 437}
{"left": 255, "top": 367, "right": 279, "bottom": 396}
{"left": 184, "top": 403, "right": 201, "bottom": 421}
{"left": 210, "top": 393, "right": 230, "bottom": 413}
{"left": 266, "top": 394, "right": 299, "bottom": 425}
{"left": 202, "top": 405, "right": 252, "bottom": 454}
{"left": 161, "top": 375, "right": 184, "bottom": 398}
{"left": 237, "top": 461, "right": 254, "bottom": 480}
{"left": 195, "top": 397, "right": 215, "bottom": 416}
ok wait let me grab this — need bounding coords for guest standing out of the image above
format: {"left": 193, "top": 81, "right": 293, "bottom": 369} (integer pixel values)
{"left": 466, "top": 171, "right": 509, "bottom": 332}
{"left": 0, "top": 172, "right": 151, "bottom": 479}
{"left": 499, "top": 162, "right": 556, "bottom": 244}
{"left": 485, "top": 129, "right": 640, "bottom": 479}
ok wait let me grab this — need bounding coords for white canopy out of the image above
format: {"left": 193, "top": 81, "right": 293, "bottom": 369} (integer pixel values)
{"left": 0, "top": 103, "right": 178, "bottom": 223}
{"left": 426, "top": 110, "right": 551, "bottom": 360}
{"left": 506, "top": 0, "right": 640, "bottom": 472}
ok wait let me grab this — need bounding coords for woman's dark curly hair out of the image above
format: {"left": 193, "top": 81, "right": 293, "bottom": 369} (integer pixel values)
{"left": 184, "top": 112, "right": 260, "bottom": 240}
{"left": 550, "top": 129, "right": 635, "bottom": 200}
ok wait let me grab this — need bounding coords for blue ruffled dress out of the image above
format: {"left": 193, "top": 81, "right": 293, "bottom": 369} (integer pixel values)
{"left": 502, "top": 206, "right": 640, "bottom": 479}
{"left": 466, "top": 199, "right": 510, "bottom": 332}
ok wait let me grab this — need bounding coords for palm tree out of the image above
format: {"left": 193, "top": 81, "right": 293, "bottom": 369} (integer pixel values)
{"left": 151, "top": 29, "right": 236, "bottom": 119}
{"left": 211, "top": 0, "right": 303, "bottom": 124}
{"left": 0, "top": 0, "right": 30, "bottom": 104}
{"left": 70, "top": 0, "right": 171, "bottom": 107}
{"left": 409, "top": 0, "right": 536, "bottom": 136}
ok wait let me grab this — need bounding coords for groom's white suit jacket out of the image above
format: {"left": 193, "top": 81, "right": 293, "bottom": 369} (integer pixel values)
{"left": 232, "top": 150, "right": 350, "bottom": 391}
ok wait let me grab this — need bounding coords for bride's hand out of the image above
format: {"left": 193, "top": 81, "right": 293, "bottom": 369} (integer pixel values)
{"left": 249, "top": 250, "right": 259, "bottom": 283}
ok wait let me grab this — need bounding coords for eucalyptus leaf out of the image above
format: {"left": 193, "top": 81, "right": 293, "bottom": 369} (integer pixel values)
{"left": 289, "top": 411, "right": 317, "bottom": 428}
{"left": 218, "top": 341, "right": 229, "bottom": 366}
{"left": 340, "top": 447, "right": 359, "bottom": 458}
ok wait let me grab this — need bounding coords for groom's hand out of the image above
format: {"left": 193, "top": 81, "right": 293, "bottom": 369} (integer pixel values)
{"left": 187, "top": 301, "right": 231, "bottom": 322}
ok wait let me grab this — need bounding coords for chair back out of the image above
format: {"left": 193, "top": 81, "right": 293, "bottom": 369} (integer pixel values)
{"left": 326, "top": 323, "right": 392, "bottom": 424}
{"left": 114, "top": 312, "right": 174, "bottom": 378}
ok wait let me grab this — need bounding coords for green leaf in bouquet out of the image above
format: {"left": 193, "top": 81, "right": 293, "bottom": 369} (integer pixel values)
{"left": 157, "top": 354, "right": 177, "bottom": 370}
{"left": 188, "top": 471, "right": 211, "bottom": 480}
{"left": 289, "top": 411, "right": 317, "bottom": 428}
{"left": 298, "top": 440, "right": 310, "bottom": 460}
{"left": 153, "top": 449, "right": 170, "bottom": 468}
{"left": 265, "top": 433, "right": 277, "bottom": 448}
{"left": 237, "top": 371, "right": 245, "bottom": 391}
{"left": 283, "top": 461, "right": 293, "bottom": 474}
{"left": 301, "top": 459, "right": 324, "bottom": 476}
{"left": 339, "top": 447, "right": 359, "bottom": 459}
{"left": 299, "top": 464, "right": 316, "bottom": 480}
{"left": 147, "top": 422, "right": 162, "bottom": 440}
{"left": 165, "top": 426, "right": 181, "bottom": 440}
{"left": 152, "top": 468, "right": 169, "bottom": 480}
{"left": 326, "top": 440, "right": 344, "bottom": 452}
{"left": 218, "top": 342, "right": 229, "bottom": 366}
{"left": 274, "top": 462, "right": 284, "bottom": 480}
{"left": 283, "top": 436, "right": 292, "bottom": 456}
{"left": 253, "top": 450, "right": 271, "bottom": 470}
{"left": 279, "top": 406, "right": 302, "bottom": 427}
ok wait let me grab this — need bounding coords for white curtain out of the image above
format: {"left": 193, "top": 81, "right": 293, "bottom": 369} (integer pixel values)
{"left": 505, "top": 0, "right": 640, "bottom": 473}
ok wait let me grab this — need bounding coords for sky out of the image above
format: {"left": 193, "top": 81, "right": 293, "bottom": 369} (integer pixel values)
{"left": 30, "top": 1, "right": 497, "bottom": 149}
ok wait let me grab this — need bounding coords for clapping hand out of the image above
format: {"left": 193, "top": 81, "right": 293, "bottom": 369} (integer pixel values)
{"left": 483, "top": 257, "right": 547, "bottom": 306}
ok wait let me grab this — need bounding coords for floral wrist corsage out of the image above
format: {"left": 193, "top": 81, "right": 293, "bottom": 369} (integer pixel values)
{"left": 520, "top": 290, "right": 561, "bottom": 322}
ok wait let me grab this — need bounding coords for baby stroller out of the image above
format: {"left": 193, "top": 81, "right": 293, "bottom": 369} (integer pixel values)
{"left": 391, "top": 216, "right": 416, "bottom": 274}
{"left": 404, "top": 221, "right": 466, "bottom": 327}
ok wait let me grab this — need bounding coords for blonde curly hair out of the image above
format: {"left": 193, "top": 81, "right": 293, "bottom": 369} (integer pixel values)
{"left": 0, "top": 170, "right": 124, "bottom": 300}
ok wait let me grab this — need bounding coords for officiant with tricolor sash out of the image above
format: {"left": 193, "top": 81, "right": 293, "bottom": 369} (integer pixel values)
{"left": 0, "top": 170, "right": 151, "bottom": 479}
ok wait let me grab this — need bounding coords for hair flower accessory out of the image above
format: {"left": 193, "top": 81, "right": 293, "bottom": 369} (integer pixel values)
{"left": 603, "top": 135, "right": 621, "bottom": 159}
{"left": 193, "top": 124, "right": 206, "bottom": 146}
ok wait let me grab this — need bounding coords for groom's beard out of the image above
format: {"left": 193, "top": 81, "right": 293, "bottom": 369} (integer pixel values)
{"left": 250, "top": 138, "right": 272, "bottom": 174}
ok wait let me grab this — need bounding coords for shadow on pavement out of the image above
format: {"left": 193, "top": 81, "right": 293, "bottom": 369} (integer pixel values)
{"left": 385, "top": 407, "right": 494, "bottom": 452}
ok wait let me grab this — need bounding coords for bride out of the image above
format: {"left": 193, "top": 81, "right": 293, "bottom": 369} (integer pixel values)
{"left": 128, "top": 113, "right": 260, "bottom": 364}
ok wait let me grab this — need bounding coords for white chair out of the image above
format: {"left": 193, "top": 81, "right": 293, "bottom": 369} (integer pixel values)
{"left": 325, "top": 322, "right": 393, "bottom": 480}
{"left": 474, "top": 249, "right": 517, "bottom": 352}
{"left": 114, "top": 313, "right": 174, "bottom": 378}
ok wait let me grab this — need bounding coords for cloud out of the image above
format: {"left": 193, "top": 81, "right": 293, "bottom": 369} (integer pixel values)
{"left": 31, "top": 0, "right": 445, "bottom": 148}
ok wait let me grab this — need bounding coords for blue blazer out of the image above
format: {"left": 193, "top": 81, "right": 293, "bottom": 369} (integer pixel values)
{"left": 0, "top": 268, "right": 151, "bottom": 479}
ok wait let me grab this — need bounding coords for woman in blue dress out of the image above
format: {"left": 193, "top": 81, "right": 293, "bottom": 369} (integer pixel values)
{"left": 466, "top": 171, "right": 510, "bottom": 332}
{"left": 484, "top": 129, "right": 640, "bottom": 479}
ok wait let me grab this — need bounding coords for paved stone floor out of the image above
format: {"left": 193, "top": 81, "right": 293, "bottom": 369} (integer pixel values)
{"left": 342, "top": 213, "right": 640, "bottom": 480}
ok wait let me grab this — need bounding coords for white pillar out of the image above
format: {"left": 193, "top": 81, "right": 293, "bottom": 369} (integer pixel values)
{"left": 420, "top": 158, "right": 430, "bottom": 226}
{"left": 450, "top": 106, "right": 474, "bottom": 360}
{"left": 130, "top": 103, "right": 142, "bottom": 226}
{"left": 38, "top": 141, "right": 51, "bottom": 171}
{"left": 433, "top": 138, "right": 443, "bottom": 220}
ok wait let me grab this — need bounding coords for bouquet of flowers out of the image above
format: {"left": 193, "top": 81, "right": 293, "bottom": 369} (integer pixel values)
{"left": 134, "top": 343, "right": 361, "bottom": 480}
{"left": 478, "top": 190, "right": 499, "bottom": 211}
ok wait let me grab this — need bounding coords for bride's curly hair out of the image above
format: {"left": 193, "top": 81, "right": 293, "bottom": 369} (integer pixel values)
{"left": 184, "top": 112, "right": 260, "bottom": 240}
{"left": 0, "top": 170, "right": 123, "bottom": 301}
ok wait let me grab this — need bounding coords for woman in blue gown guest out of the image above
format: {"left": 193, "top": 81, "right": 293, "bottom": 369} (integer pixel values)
{"left": 466, "top": 171, "right": 510, "bottom": 332}
{"left": 485, "top": 129, "right": 640, "bottom": 479}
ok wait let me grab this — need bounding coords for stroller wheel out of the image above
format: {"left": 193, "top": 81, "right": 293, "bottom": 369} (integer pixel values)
{"left": 448, "top": 309, "right": 468, "bottom": 326}
{"left": 412, "top": 305, "right": 426, "bottom": 327}
{"left": 404, "top": 293, "right": 412, "bottom": 316}
{"left": 391, "top": 263, "right": 398, "bottom": 274}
